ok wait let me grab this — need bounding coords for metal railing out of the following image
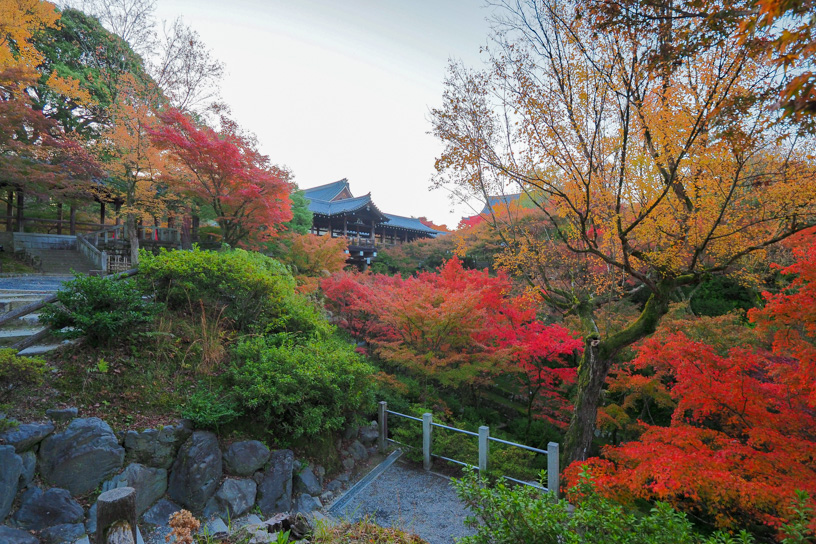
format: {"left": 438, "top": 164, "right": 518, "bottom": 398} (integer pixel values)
{"left": 377, "top": 401, "right": 560, "bottom": 497}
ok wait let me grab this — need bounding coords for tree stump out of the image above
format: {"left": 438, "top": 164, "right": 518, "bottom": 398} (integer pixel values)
{"left": 96, "top": 486, "right": 138, "bottom": 544}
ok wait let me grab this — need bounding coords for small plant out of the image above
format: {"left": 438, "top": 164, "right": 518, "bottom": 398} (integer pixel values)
{"left": 181, "top": 387, "right": 241, "bottom": 431}
{"left": 0, "top": 349, "right": 46, "bottom": 402}
{"left": 166, "top": 509, "right": 200, "bottom": 544}
{"left": 275, "top": 529, "right": 291, "bottom": 544}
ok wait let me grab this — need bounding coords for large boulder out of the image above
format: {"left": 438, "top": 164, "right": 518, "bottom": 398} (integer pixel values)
{"left": 141, "top": 498, "right": 181, "bottom": 527}
{"left": 167, "top": 431, "right": 222, "bottom": 512}
{"left": 102, "top": 463, "right": 167, "bottom": 516}
{"left": 123, "top": 422, "right": 192, "bottom": 469}
{"left": 0, "top": 526, "right": 39, "bottom": 544}
{"left": 294, "top": 465, "right": 321, "bottom": 496}
{"left": 18, "top": 450, "right": 36, "bottom": 489}
{"left": 38, "top": 418, "right": 125, "bottom": 496}
{"left": 255, "top": 449, "right": 293, "bottom": 516}
{"left": 204, "top": 478, "right": 256, "bottom": 519}
{"left": 11, "top": 487, "right": 84, "bottom": 530}
{"left": 39, "top": 523, "right": 86, "bottom": 544}
{"left": 0, "top": 445, "right": 23, "bottom": 520}
{"left": 223, "top": 440, "right": 270, "bottom": 476}
{"left": 0, "top": 422, "right": 54, "bottom": 453}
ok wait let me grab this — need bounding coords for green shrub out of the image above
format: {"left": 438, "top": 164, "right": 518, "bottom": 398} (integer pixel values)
{"left": 181, "top": 387, "right": 241, "bottom": 431}
{"left": 139, "top": 247, "right": 327, "bottom": 336}
{"left": 39, "top": 275, "right": 157, "bottom": 347}
{"left": 454, "top": 468, "right": 808, "bottom": 544}
{"left": 229, "top": 334, "right": 375, "bottom": 440}
{"left": 0, "top": 349, "right": 46, "bottom": 402}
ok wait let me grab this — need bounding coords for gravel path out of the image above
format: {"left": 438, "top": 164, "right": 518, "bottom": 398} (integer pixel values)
{"left": 333, "top": 460, "right": 477, "bottom": 544}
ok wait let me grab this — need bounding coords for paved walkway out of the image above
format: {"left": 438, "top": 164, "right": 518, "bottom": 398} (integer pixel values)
{"left": 0, "top": 275, "right": 73, "bottom": 292}
{"left": 331, "top": 460, "right": 477, "bottom": 544}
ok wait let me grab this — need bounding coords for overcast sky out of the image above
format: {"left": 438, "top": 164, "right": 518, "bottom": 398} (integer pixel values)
{"left": 152, "top": 0, "right": 497, "bottom": 228}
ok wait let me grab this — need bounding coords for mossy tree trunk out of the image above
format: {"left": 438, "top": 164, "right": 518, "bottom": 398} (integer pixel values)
{"left": 562, "top": 279, "right": 685, "bottom": 466}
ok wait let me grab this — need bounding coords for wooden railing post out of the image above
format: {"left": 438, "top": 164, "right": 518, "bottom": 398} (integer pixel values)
{"left": 548, "top": 442, "right": 560, "bottom": 500}
{"left": 422, "top": 412, "right": 432, "bottom": 471}
{"left": 378, "top": 401, "right": 388, "bottom": 454}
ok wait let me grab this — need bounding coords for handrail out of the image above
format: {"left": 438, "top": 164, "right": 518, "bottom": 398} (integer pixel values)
{"left": 76, "top": 233, "right": 108, "bottom": 271}
{"left": 378, "top": 400, "right": 560, "bottom": 498}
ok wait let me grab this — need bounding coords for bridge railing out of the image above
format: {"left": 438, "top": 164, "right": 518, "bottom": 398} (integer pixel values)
{"left": 377, "top": 400, "right": 560, "bottom": 498}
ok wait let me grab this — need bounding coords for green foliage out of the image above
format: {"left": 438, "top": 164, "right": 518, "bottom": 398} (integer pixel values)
{"left": 40, "top": 274, "right": 158, "bottom": 347}
{"left": 182, "top": 387, "right": 240, "bottom": 431}
{"left": 0, "top": 349, "right": 46, "bottom": 402}
{"left": 453, "top": 468, "right": 772, "bottom": 544}
{"left": 690, "top": 276, "right": 759, "bottom": 317}
{"left": 229, "top": 334, "right": 375, "bottom": 440}
{"left": 139, "top": 247, "right": 325, "bottom": 336}
{"left": 286, "top": 190, "right": 313, "bottom": 236}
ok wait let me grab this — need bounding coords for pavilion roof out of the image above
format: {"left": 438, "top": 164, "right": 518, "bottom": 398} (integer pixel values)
{"left": 302, "top": 179, "right": 351, "bottom": 202}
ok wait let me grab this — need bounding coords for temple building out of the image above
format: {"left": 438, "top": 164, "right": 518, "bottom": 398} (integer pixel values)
{"left": 303, "top": 179, "right": 440, "bottom": 268}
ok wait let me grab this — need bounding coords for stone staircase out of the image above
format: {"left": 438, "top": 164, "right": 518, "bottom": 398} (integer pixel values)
{"left": 0, "top": 285, "right": 67, "bottom": 355}
{"left": 27, "top": 249, "right": 94, "bottom": 275}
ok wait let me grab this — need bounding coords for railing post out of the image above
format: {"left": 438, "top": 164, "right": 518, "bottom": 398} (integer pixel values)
{"left": 547, "top": 442, "right": 560, "bottom": 500}
{"left": 478, "top": 426, "right": 489, "bottom": 474}
{"left": 378, "top": 401, "right": 387, "bottom": 454}
{"left": 422, "top": 412, "right": 432, "bottom": 471}
{"left": 101, "top": 251, "right": 108, "bottom": 274}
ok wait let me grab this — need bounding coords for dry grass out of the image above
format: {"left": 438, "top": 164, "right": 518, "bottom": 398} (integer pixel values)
{"left": 313, "top": 520, "right": 429, "bottom": 544}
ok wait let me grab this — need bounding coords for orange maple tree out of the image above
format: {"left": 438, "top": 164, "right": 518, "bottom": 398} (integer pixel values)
{"left": 564, "top": 239, "right": 816, "bottom": 537}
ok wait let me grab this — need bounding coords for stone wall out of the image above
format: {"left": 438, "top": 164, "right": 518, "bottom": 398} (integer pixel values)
{"left": 12, "top": 233, "right": 77, "bottom": 251}
{"left": 0, "top": 410, "right": 380, "bottom": 544}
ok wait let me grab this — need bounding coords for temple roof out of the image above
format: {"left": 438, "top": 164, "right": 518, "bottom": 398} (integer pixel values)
{"left": 383, "top": 213, "right": 440, "bottom": 235}
{"left": 303, "top": 179, "right": 439, "bottom": 237}
{"left": 480, "top": 193, "right": 521, "bottom": 214}
{"left": 308, "top": 193, "right": 388, "bottom": 221}
{"left": 302, "top": 179, "right": 351, "bottom": 202}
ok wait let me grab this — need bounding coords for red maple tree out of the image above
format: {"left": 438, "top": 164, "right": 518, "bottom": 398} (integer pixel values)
{"left": 149, "top": 108, "right": 292, "bottom": 248}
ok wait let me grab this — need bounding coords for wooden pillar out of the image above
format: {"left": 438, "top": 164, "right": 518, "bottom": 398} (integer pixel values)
{"left": 192, "top": 215, "right": 200, "bottom": 240}
{"left": 57, "top": 203, "right": 63, "bottom": 235}
{"left": 6, "top": 189, "right": 13, "bottom": 231}
{"left": 343, "top": 216, "right": 348, "bottom": 237}
{"left": 100, "top": 202, "right": 106, "bottom": 226}
{"left": 69, "top": 206, "right": 76, "bottom": 235}
{"left": 16, "top": 190, "right": 24, "bottom": 232}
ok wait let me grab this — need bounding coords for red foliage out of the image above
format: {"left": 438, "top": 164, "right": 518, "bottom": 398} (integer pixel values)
{"left": 565, "top": 239, "right": 816, "bottom": 536}
{"left": 322, "top": 258, "right": 582, "bottom": 412}
{"left": 149, "top": 109, "right": 292, "bottom": 248}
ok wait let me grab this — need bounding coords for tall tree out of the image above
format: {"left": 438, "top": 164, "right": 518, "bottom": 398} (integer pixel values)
{"left": 149, "top": 108, "right": 293, "bottom": 248}
{"left": 431, "top": 0, "right": 816, "bottom": 464}
{"left": 99, "top": 73, "right": 165, "bottom": 265}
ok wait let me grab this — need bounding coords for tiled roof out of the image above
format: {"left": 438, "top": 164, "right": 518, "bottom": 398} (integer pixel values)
{"left": 302, "top": 179, "right": 350, "bottom": 202}
{"left": 480, "top": 193, "right": 521, "bottom": 214}
{"left": 383, "top": 213, "right": 439, "bottom": 235}
{"left": 307, "top": 194, "right": 389, "bottom": 222}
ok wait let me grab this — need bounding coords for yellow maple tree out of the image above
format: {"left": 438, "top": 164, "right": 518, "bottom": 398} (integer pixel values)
{"left": 432, "top": 0, "right": 816, "bottom": 464}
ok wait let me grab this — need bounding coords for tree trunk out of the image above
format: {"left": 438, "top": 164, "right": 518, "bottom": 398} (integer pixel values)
{"left": 16, "top": 190, "right": 24, "bottom": 232}
{"left": 127, "top": 214, "right": 139, "bottom": 267}
{"left": 562, "top": 287, "right": 675, "bottom": 466}
{"left": 69, "top": 206, "right": 76, "bottom": 235}
{"left": 6, "top": 189, "right": 13, "bottom": 231}
{"left": 57, "top": 203, "right": 63, "bottom": 235}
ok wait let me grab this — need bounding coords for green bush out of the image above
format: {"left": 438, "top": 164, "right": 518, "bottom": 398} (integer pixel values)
{"left": 181, "top": 386, "right": 241, "bottom": 431}
{"left": 0, "top": 349, "right": 46, "bottom": 402}
{"left": 139, "top": 247, "right": 327, "bottom": 336}
{"left": 40, "top": 274, "right": 157, "bottom": 347}
{"left": 229, "top": 334, "right": 375, "bottom": 440}
{"left": 454, "top": 468, "right": 810, "bottom": 544}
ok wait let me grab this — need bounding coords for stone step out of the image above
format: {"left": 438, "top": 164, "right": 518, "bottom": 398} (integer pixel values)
{"left": 27, "top": 249, "right": 94, "bottom": 275}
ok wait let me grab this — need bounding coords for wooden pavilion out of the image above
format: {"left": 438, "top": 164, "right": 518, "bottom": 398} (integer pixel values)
{"left": 303, "top": 179, "right": 440, "bottom": 268}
